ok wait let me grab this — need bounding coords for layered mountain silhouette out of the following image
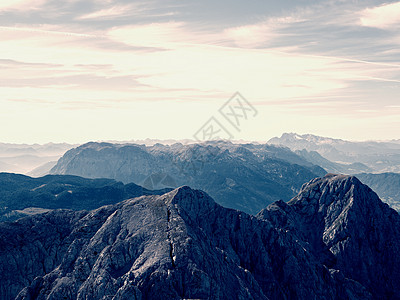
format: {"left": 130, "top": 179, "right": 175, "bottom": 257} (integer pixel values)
{"left": 0, "top": 143, "right": 75, "bottom": 174}
{"left": 295, "top": 149, "right": 372, "bottom": 174}
{"left": 1, "top": 174, "right": 399, "bottom": 299}
{"left": 50, "top": 142, "right": 325, "bottom": 214}
{"left": 269, "top": 133, "right": 400, "bottom": 173}
{"left": 0, "top": 173, "right": 170, "bottom": 222}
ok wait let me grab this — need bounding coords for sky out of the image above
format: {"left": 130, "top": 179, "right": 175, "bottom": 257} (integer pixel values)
{"left": 0, "top": 0, "right": 399, "bottom": 143}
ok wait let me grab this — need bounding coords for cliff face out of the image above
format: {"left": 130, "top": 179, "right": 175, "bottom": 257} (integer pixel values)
{"left": 1, "top": 175, "right": 398, "bottom": 299}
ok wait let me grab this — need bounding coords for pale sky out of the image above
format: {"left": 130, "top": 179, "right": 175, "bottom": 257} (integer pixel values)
{"left": 0, "top": 0, "right": 399, "bottom": 143}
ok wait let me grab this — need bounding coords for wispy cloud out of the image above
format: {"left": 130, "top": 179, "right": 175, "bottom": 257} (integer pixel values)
{"left": 360, "top": 2, "right": 400, "bottom": 29}
{"left": 0, "top": 25, "right": 99, "bottom": 38}
{"left": 78, "top": 3, "right": 148, "bottom": 20}
{"left": 223, "top": 16, "right": 304, "bottom": 48}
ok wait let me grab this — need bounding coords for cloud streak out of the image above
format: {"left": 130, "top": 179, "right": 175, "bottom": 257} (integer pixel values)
{"left": 0, "top": 0, "right": 47, "bottom": 11}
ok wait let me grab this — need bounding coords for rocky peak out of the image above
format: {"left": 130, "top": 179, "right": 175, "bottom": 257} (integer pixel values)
{"left": 165, "top": 186, "right": 217, "bottom": 213}
{"left": 291, "top": 174, "right": 371, "bottom": 215}
{"left": 261, "top": 174, "right": 400, "bottom": 299}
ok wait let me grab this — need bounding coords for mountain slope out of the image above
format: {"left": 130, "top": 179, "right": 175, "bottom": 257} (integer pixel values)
{"left": 1, "top": 175, "right": 399, "bottom": 299}
{"left": 0, "top": 173, "right": 170, "bottom": 222}
{"left": 355, "top": 172, "right": 400, "bottom": 211}
{"left": 50, "top": 142, "right": 325, "bottom": 214}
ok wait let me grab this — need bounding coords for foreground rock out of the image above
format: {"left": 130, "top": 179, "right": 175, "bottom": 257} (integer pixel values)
{"left": 0, "top": 175, "right": 399, "bottom": 299}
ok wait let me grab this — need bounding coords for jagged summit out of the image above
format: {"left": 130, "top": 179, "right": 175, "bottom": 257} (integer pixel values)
{"left": 260, "top": 174, "right": 400, "bottom": 299}
{"left": 290, "top": 173, "right": 387, "bottom": 216}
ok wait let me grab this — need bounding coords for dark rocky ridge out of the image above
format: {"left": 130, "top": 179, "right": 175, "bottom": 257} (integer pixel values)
{"left": 50, "top": 141, "right": 325, "bottom": 214}
{"left": 0, "top": 173, "right": 171, "bottom": 222}
{"left": 1, "top": 174, "right": 398, "bottom": 299}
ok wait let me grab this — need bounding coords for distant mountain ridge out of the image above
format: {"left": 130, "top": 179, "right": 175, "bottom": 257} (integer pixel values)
{"left": 0, "top": 142, "right": 76, "bottom": 174}
{"left": 50, "top": 141, "right": 326, "bottom": 214}
{"left": 1, "top": 175, "right": 399, "bottom": 299}
{"left": 268, "top": 133, "right": 400, "bottom": 173}
{"left": 356, "top": 172, "right": 400, "bottom": 211}
{"left": 295, "top": 149, "right": 372, "bottom": 174}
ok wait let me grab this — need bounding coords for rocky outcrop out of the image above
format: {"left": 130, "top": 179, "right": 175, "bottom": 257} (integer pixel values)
{"left": 1, "top": 174, "right": 398, "bottom": 299}
{"left": 258, "top": 174, "right": 400, "bottom": 299}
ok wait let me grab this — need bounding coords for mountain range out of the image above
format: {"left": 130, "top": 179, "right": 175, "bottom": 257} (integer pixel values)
{"left": 49, "top": 141, "right": 326, "bottom": 214}
{"left": 294, "top": 149, "right": 372, "bottom": 174}
{"left": 1, "top": 174, "right": 399, "bottom": 299}
{"left": 355, "top": 172, "right": 400, "bottom": 211}
{"left": 268, "top": 133, "right": 400, "bottom": 173}
{"left": 0, "top": 143, "right": 76, "bottom": 175}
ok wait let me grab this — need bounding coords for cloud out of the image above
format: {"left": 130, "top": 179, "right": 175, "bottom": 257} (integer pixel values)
{"left": 107, "top": 17, "right": 305, "bottom": 50}
{"left": 77, "top": 2, "right": 178, "bottom": 21}
{"left": 78, "top": 3, "right": 146, "bottom": 20}
{"left": 359, "top": 2, "right": 400, "bottom": 29}
{"left": 223, "top": 17, "right": 304, "bottom": 48}
{"left": 108, "top": 22, "right": 187, "bottom": 48}
{"left": 1, "top": 1, "right": 399, "bottom": 142}
{"left": 107, "top": 22, "right": 223, "bottom": 48}
{"left": 1, "top": 19, "right": 398, "bottom": 108}
{"left": 0, "top": 26, "right": 99, "bottom": 38}
{"left": 0, "top": 0, "right": 47, "bottom": 11}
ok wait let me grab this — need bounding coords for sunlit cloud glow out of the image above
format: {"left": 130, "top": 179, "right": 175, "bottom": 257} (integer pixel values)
{"left": 360, "top": 2, "right": 400, "bottom": 29}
